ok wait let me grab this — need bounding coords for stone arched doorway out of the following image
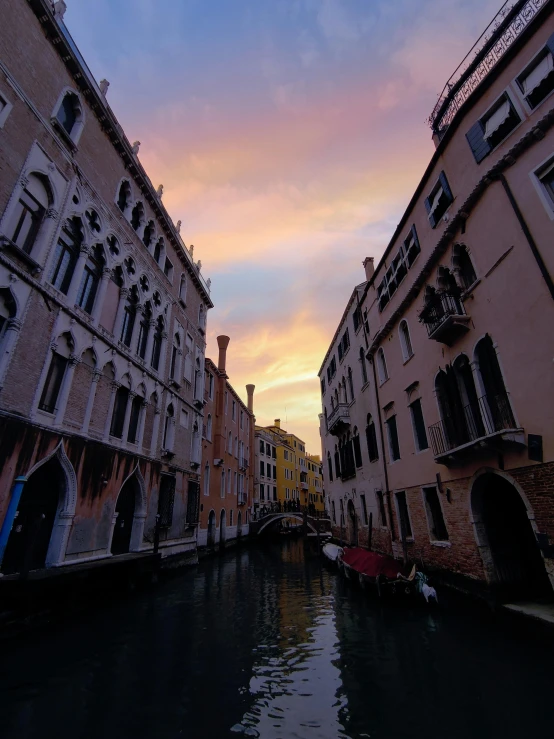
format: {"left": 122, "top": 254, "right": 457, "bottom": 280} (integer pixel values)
{"left": 347, "top": 500, "right": 358, "bottom": 546}
{"left": 207, "top": 510, "right": 216, "bottom": 548}
{"left": 471, "top": 472, "right": 551, "bottom": 600}
{"left": 219, "top": 509, "right": 226, "bottom": 550}
{"left": 2, "top": 456, "right": 66, "bottom": 575}
{"left": 111, "top": 468, "right": 146, "bottom": 555}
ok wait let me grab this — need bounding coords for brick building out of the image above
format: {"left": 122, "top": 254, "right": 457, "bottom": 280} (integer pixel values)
{"left": 198, "top": 336, "right": 255, "bottom": 548}
{"left": 0, "top": 0, "right": 212, "bottom": 575}
{"left": 320, "top": 0, "right": 554, "bottom": 601}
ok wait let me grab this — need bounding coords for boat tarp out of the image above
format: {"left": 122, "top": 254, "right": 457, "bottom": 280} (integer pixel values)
{"left": 341, "top": 548, "right": 406, "bottom": 580}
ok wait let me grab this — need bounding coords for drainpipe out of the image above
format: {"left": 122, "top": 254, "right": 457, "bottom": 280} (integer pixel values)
{"left": 0, "top": 476, "right": 28, "bottom": 570}
{"left": 499, "top": 173, "right": 554, "bottom": 301}
{"left": 368, "top": 354, "right": 396, "bottom": 545}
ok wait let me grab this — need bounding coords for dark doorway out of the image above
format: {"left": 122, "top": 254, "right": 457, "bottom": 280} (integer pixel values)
{"left": 219, "top": 509, "right": 226, "bottom": 550}
{"left": 347, "top": 500, "right": 358, "bottom": 546}
{"left": 473, "top": 474, "right": 551, "bottom": 600}
{"left": 207, "top": 510, "right": 216, "bottom": 549}
{"left": 2, "top": 457, "right": 64, "bottom": 575}
{"left": 111, "top": 477, "right": 138, "bottom": 555}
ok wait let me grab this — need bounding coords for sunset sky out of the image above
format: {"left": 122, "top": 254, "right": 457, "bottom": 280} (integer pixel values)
{"left": 65, "top": 0, "right": 503, "bottom": 453}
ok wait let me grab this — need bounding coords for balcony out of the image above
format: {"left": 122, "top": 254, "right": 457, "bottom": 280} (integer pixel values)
{"left": 238, "top": 491, "right": 247, "bottom": 505}
{"left": 327, "top": 403, "right": 350, "bottom": 436}
{"left": 300, "top": 481, "right": 309, "bottom": 491}
{"left": 428, "top": 393, "right": 524, "bottom": 464}
{"left": 419, "top": 292, "right": 470, "bottom": 346}
{"left": 239, "top": 456, "right": 249, "bottom": 470}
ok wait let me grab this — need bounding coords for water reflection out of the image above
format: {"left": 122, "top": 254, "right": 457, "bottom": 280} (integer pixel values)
{"left": 0, "top": 539, "right": 552, "bottom": 739}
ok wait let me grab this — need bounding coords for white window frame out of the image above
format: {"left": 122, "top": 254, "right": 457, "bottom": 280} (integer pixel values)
{"left": 50, "top": 87, "right": 85, "bottom": 148}
{"left": 377, "top": 348, "right": 389, "bottom": 385}
{"left": 399, "top": 320, "right": 413, "bottom": 363}
{"left": 530, "top": 152, "right": 554, "bottom": 220}
{"left": 0, "top": 88, "right": 13, "bottom": 129}
{"left": 421, "top": 485, "right": 450, "bottom": 546}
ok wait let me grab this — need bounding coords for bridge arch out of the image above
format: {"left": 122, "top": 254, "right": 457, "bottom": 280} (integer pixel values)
{"left": 257, "top": 513, "right": 319, "bottom": 536}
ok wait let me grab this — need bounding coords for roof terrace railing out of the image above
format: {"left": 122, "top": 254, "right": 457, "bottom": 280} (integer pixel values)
{"left": 428, "top": 0, "right": 550, "bottom": 135}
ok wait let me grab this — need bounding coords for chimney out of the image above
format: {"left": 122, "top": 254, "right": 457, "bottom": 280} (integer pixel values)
{"left": 274, "top": 418, "right": 281, "bottom": 429}
{"left": 217, "top": 335, "right": 230, "bottom": 373}
{"left": 246, "top": 384, "right": 255, "bottom": 413}
{"left": 363, "top": 257, "right": 374, "bottom": 282}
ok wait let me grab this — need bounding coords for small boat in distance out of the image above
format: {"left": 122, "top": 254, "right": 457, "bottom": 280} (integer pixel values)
{"left": 322, "top": 542, "right": 343, "bottom": 566}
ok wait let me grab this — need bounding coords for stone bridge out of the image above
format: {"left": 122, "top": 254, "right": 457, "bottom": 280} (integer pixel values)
{"left": 250, "top": 512, "right": 332, "bottom": 536}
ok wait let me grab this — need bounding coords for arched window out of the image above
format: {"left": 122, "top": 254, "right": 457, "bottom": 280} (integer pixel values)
{"left": 143, "top": 220, "right": 154, "bottom": 248}
{"left": 170, "top": 333, "right": 180, "bottom": 380}
{"left": 359, "top": 347, "right": 368, "bottom": 385}
{"left": 399, "top": 320, "right": 413, "bottom": 362}
{"left": 377, "top": 348, "right": 388, "bottom": 385}
{"left": 117, "top": 181, "right": 132, "bottom": 213}
{"left": 151, "top": 316, "right": 164, "bottom": 370}
{"left": 204, "top": 463, "right": 210, "bottom": 496}
{"left": 110, "top": 384, "right": 130, "bottom": 439}
{"left": 136, "top": 302, "right": 152, "bottom": 359}
{"left": 153, "top": 238, "right": 164, "bottom": 265}
{"left": 198, "top": 304, "right": 206, "bottom": 330}
{"left": 0, "top": 289, "right": 16, "bottom": 341}
{"left": 38, "top": 333, "right": 73, "bottom": 414}
{"left": 179, "top": 274, "right": 187, "bottom": 304}
{"left": 55, "top": 92, "right": 83, "bottom": 141}
{"left": 50, "top": 217, "right": 82, "bottom": 294}
{"left": 353, "top": 426, "right": 362, "bottom": 468}
{"left": 10, "top": 173, "right": 50, "bottom": 254}
{"left": 365, "top": 414, "right": 379, "bottom": 462}
{"left": 207, "top": 414, "right": 212, "bottom": 441}
{"left": 228, "top": 431, "right": 232, "bottom": 453}
{"left": 130, "top": 201, "right": 145, "bottom": 232}
{"left": 127, "top": 394, "right": 143, "bottom": 444}
{"left": 454, "top": 245, "right": 477, "bottom": 290}
{"left": 475, "top": 335, "right": 515, "bottom": 431}
{"left": 221, "top": 468, "right": 225, "bottom": 498}
{"left": 163, "top": 403, "right": 175, "bottom": 450}
{"left": 120, "top": 285, "right": 139, "bottom": 347}
{"left": 76, "top": 244, "right": 104, "bottom": 314}
{"left": 347, "top": 366, "right": 354, "bottom": 401}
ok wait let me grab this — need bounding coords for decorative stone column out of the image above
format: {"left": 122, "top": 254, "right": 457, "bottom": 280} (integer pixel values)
{"left": 92, "top": 267, "right": 112, "bottom": 325}
{"left": 0, "top": 317, "right": 22, "bottom": 390}
{"left": 158, "top": 331, "right": 169, "bottom": 379}
{"left": 113, "top": 287, "right": 129, "bottom": 341}
{"left": 121, "top": 391, "right": 136, "bottom": 444}
{"left": 150, "top": 406, "right": 162, "bottom": 456}
{"left": 137, "top": 399, "right": 148, "bottom": 449}
{"left": 54, "top": 354, "right": 79, "bottom": 426}
{"left": 103, "top": 381, "right": 119, "bottom": 441}
{"left": 144, "top": 319, "right": 156, "bottom": 366}
{"left": 33, "top": 207, "right": 60, "bottom": 266}
{"left": 81, "top": 369, "right": 101, "bottom": 434}
{"left": 66, "top": 243, "right": 90, "bottom": 306}
{"left": 128, "top": 305, "right": 143, "bottom": 354}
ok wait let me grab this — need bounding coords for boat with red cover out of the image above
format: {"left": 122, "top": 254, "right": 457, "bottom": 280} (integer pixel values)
{"left": 339, "top": 547, "right": 419, "bottom": 599}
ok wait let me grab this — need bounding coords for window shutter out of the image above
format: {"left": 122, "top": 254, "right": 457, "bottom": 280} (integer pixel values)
{"left": 424, "top": 196, "right": 437, "bottom": 229}
{"left": 466, "top": 120, "right": 491, "bottom": 163}
{"left": 438, "top": 171, "right": 453, "bottom": 203}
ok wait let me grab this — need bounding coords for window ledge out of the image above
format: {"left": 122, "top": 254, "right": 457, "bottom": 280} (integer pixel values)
{"left": 402, "top": 353, "right": 415, "bottom": 366}
{"left": 361, "top": 381, "right": 370, "bottom": 393}
{"left": 430, "top": 540, "right": 451, "bottom": 548}
{"left": 0, "top": 236, "right": 43, "bottom": 275}
{"left": 50, "top": 117, "right": 78, "bottom": 153}
{"left": 379, "top": 377, "right": 389, "bottom": 388}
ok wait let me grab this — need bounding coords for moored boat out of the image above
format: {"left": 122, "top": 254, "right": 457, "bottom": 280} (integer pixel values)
{"left": 322, "top": 542, "right": 343, "bottom": 566}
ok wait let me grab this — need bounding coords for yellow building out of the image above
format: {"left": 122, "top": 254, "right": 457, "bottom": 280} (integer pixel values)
{"left": 256, "top": 419, "right": 324, "bottom": 513}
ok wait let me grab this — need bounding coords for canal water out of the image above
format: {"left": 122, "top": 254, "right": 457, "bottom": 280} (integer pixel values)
{"left": 1, "top": 539, "right": 553, "bottom": 739}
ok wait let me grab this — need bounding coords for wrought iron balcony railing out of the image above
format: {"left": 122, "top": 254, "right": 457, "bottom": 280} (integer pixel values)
{"left": 238, "top": 492, "right": 247, "bottom": 506}
{"left": 239, "top": 456, "right": 249, "bottom": 470}
{"left": 428, "top": 0, "right": 549, "bottom": 136}
{"left": 420, "top": 292, "right": 465, "bottom": 334}
{"left": 327, "top": 403, "right": 350, "bottom": 435}
{"left": 428, "top": 393, "right": 518, "bottom": 458}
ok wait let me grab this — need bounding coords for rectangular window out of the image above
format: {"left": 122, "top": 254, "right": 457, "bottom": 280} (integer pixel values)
{"left": 385, "top": 416, "right": 400, "bottom": 462}
{"left": 232, "top": 400, "right": 236, "bottom": 421}
{"left": 321, "top": 378, "right": 326, "bottom": 395}
{"left": 466, "top": 93, "right": 521, "bottom": 163}
{"left": 184, "top": 334, "right": 193, "bottom": 382}
{"left": 259, "top": 439, "right": 264, "bottom": 453}
{"left": 110, "top": 387, "right": 129, "bottom": 439}
{"left": 375, "top": 490, "right": 387, "bottom": 527}
{"left": 331, "top": 500, "right": 336, "bottom": 523}
{"left": 517, "top": 40, "right": 554, "bottom": 109}
{"left": 260, "top": 483, "right": 265, "bottom": 500}
{"left": 266, "top": 443, "right": 270, "bottom": 456}
{"left": 424, "top": 171, "right": 453, "bottom": 229}
{"left": 164, "top": 257, "right": 173, "bottom": 280}
{"left": 272, "top": 446, "right": 276, "bottom": 459}
{"left": 284, "top": 450, "right": 289, "bottom": 461}
{"left": 158, "top": 475, "right": 176, "bottom": 528}
{"left": 273, "top": 465, "right": 277, "bottom": 480}
{"left": 260, "top": 461, "right": 264, "bottom": 477}
{"left": 396, "top": 491, "right": 412, "bottom": 540}
{"left": 353, "top": 434, "right": 363, "bottom": 468}
{"left": 410, "top": 399, "right": 429, "bottom": 452}
{"left": 423, "top": 486, "right": 449, "bottom": 542}
{"left": 38, "top": 352, "right": 67, "bottom": 413}
{"left": 240, "top": 410, "right": 244, "bottom": 430}
{"left": 273, "top": 486, "right": 277, "bottom": 501}
{"left": 208, "top": 373, "right": 214, "bottom": 399}
{"left": 360, "top": 494, "right": 368, "bottom": 526}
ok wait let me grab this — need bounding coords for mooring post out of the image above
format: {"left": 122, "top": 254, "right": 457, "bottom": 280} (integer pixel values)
{"left": 0, "top": 476, "right": 27, "bottom": 570}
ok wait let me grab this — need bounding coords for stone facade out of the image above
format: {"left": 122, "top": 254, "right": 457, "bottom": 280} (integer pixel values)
{"left": 0, "top": 0, "right": 213, "bottom": 574}
{"left": 320, "top": 2, "right": 554, "bottom": 600}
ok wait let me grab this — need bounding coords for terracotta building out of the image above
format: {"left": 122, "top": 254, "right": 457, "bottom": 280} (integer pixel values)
{"left": 0, "top": 0, "right": 212, "bottom": 575}
{"left": 198, "top": 336, "right": 255, "bottom": 548}
{"left": 320, "top": 0, "right": 554, "bottom": 601}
